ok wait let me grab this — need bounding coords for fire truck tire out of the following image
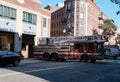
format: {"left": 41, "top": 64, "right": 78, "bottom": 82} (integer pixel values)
{"left": 80, "top": 54, "right": 89, "bottom": 62}
{"left": 51, "top": 53, "right": 59, "bottom": 61}
{"left": 60, "top": 58, "right": 66, "bottom": 62}
{"left": 43, "top": 53, "right": 50, "bottom": 61}
{"left": 91, "top": 59, "right": 96, "bottom": 63}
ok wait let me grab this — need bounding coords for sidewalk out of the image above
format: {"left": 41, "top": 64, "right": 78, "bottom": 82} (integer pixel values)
{"left": 20, "top": 58, "right": 41, "bottom": 65}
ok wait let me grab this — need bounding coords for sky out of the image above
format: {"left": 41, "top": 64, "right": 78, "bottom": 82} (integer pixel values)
{"left": 39, "top": 0, "right": 120, "bottom": 28}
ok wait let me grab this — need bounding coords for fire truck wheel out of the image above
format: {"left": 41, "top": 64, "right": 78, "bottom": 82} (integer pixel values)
{"left": 60, "top": 58, "right": 66, "bottom": 62}
{"left": 80, "top": 54, "right": 89, "bottom": 62}
{"left": 43, "top": 53, "right": 50, "bottom": 61}
{"left": 51, "top": 53, "right": 58, "bottom": 61}
{"left": 91, "top": 59, "right": 96, "bottom": 63}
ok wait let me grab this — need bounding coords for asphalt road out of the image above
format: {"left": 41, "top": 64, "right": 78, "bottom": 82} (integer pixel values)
{"left": 0, "top": 59, "right": 120, "bottom": 82}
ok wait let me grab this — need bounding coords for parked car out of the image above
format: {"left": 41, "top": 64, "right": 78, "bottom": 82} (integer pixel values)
{"left": 0, "top": 51, "right": 21, "bottom": 66}
{"left": 105, "top": 47, "right": 119, "bottom": 59}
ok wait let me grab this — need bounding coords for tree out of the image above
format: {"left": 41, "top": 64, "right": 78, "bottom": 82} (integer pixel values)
{"left": 111, "top": 0, "right": 120, "bottom": 15}
{"left": 99, "top": 19, "right": 117, "bottom": 40}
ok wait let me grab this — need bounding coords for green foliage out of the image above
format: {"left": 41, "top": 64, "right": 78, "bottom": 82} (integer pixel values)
{"left": 99, "top": 19, "right": 117, "bottom": 39}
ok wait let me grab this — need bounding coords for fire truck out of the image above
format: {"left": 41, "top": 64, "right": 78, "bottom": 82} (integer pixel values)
{"left": 33, "top": 35, "right": 106, "bottom": 62}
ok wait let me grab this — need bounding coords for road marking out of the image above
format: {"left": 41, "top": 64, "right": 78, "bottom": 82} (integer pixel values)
{"left": 0, "top": 72, "right": 22, "bottom": 77}
{"left": 24, "top": 65, "right": 74, "bottom": 73}
{"left": 0, "top": 64, "right": 74, "bottom": 77}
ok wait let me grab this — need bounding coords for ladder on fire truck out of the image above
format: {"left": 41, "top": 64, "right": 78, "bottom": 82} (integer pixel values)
{"left": 39, "top": 35, "right": 106, "bottom": 45}
{"left": 52, "top": 35, "right": 106, "bottom": 43}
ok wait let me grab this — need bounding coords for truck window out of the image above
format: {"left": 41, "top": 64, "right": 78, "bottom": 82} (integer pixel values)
{"left": 81, "top": 44, "right": 87, "bottom": 49}
{"left": 89, "top": 44, "right": 95, "bottom": 49}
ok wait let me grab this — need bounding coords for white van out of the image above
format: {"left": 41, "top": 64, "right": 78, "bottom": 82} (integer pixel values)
{"left": 105, "top": 47, "right": 119, "bottom": 59}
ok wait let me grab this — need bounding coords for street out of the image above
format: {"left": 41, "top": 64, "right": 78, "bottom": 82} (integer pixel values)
{"left": 0, "top": 59, "right": 120, "bottom": 82}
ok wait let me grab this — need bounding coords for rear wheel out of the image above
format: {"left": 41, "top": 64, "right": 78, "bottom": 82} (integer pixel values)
{"left": 51, "top": 53, "right": 59, "bottom": 61}
{"left": 80, "top": 54, "right": 89, "bottom": 62}
{"left": 43, "top": 53, "right": 50, "bottom": 61}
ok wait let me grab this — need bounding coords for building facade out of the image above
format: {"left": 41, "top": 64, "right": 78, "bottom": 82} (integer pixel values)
{"left": 0, "top": 0, "right": 110, "bottom": 58}
{"left": 0, "top": 0, "right": 51, "bottom": 58}
{"left": 51, "top": 0, "right": 108, "bottom": 37}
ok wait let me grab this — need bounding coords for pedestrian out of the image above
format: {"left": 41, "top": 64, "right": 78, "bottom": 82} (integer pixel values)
{"left": 19, "top": 51, "right": 24, "bottom": 59}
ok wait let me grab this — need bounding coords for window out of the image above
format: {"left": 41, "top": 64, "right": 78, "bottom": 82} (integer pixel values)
{"left": 23, "top": 11, "right": 37, "bottom": 25}
{"left": 76, "top": 24, "right": 79, "bottom": 29}
{"left": 80, "top": 24, "right": 84, "bottom": 28}
{"left": 43, "top": 18, "right": 47, "bottom": 27}
{"left": 76, "top": 12, "right": 79, "bottom": 18}
{"left": 65, "top": 5, "right": 67, "bottom": 10}
{"left": 23, "top": 12, "right": 27, "bottom": 22}
{"left": 33, "top": 15, "right": 37, "bottom": 24}
{"left": 28, "top": 13, "right": 32, "bottom": 23}
{"left": 71, "top": 1, "right": 74, "bottom": 9}
{"left": 72, "top": 12, "right": 74, "bottom": 18}
{"left": 3, "top": 6, "right": 7, "bottom": 17}
{"left": 81, "top": 44, "right": 87, "bottom": 49}
{"left": 6, "top": 7, "right": 10, "bottom": 18}
{"left": 80, "top": 12, "right": 84, "bottom": 19}
{"left": 67, "top": 3, "right": 71, "bottom": 10}
{"left": 0, "top": 5, "right": 16, "bottom": 20}
{"left": 0, "top": 5, "right": 3, "bottom": 16}
{"left": 77, "top": 1, "right": 80, "bottom": 7}
{"left": 10, "top": 9, "right": 16, "bottom": 19}
{"left": 80, "top": 1, "right": 84, "bottom": 7}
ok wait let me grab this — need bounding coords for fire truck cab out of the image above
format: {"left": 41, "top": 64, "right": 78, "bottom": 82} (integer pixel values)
{"left": 33, "top": 35, "right": 106, "bottom": 62}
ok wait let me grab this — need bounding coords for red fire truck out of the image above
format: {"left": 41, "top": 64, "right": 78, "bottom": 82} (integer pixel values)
{"left": 33, "top": 35, "right": 106, "bottom": 62}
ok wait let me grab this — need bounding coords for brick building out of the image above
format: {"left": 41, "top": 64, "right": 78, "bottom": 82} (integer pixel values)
{"left": 51, "top": 0, "right": 108, "bottom": 37}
